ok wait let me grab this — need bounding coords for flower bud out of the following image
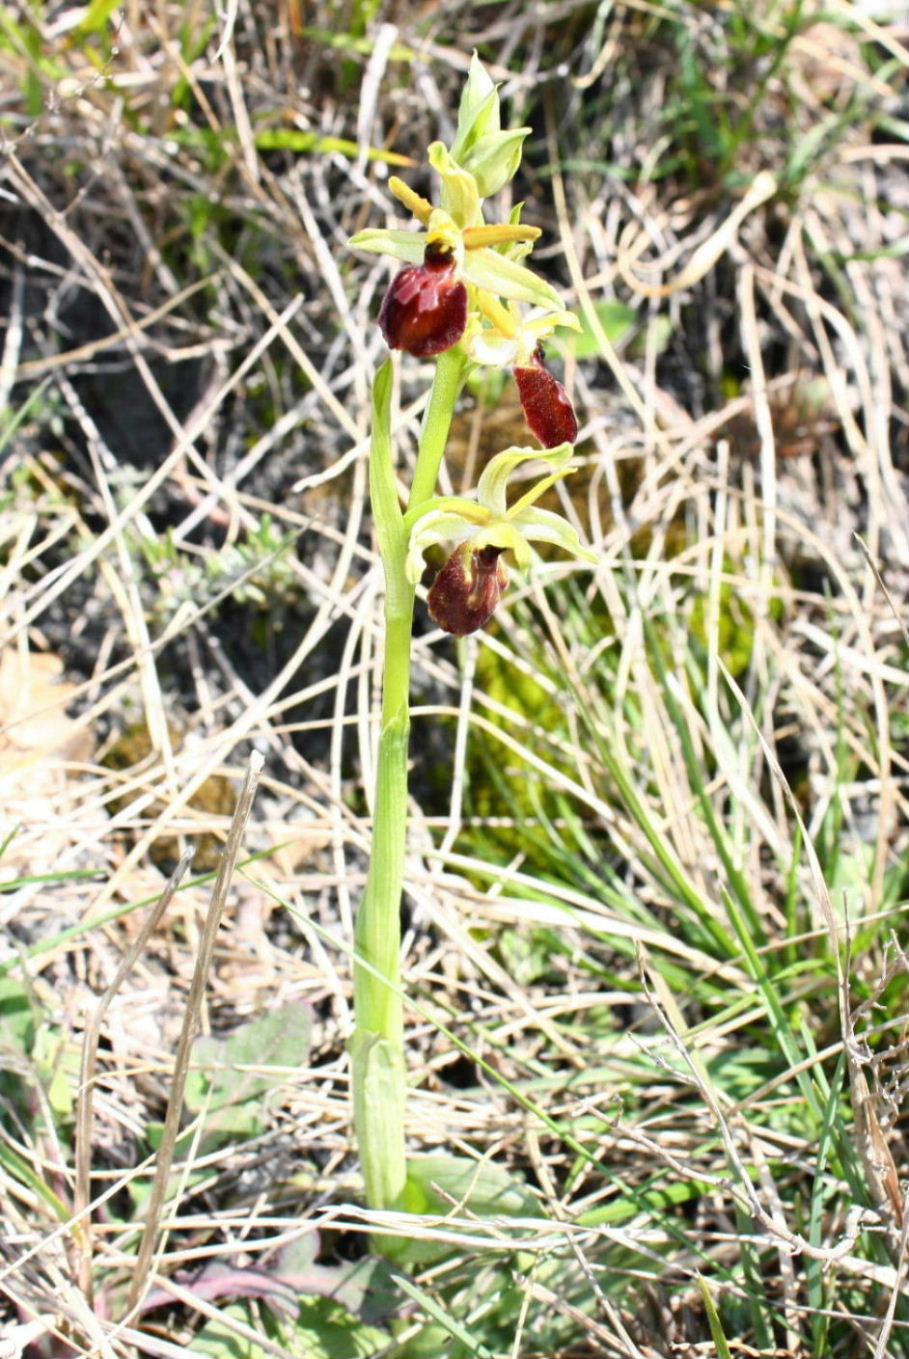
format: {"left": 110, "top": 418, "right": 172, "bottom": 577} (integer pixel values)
{"left": 514, "top": 349, "right": 578, "bottom": 448}
{"left": 449, "top": 55, "right": 530, "bottom": 197}
{"left": 427, "top": 543, "right": 508, "bottom": 636}
{"left": 377, "top": 241, "right": 468, "bottom": 357}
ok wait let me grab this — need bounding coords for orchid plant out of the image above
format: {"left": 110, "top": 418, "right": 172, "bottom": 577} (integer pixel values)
{"left": 348, "top": 57, "right": 595, "bottom": 1250}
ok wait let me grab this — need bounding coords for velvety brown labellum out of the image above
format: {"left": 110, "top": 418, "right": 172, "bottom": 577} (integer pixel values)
{"left": 514, "top": 353, "right": 579, "bottom": 448}
{"left": 427, "top": 543, "right": 508, "bottom": 636}
{"left": 377, "top": 243, "right": 468, "bottom": 358}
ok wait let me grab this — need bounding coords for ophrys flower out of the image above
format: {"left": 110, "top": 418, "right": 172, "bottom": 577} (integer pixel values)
{"left": 350, "top": 142, "right": 566, "bottom": 357}
{"left": 404, "top": 444, "right": 597, "bottom": 634}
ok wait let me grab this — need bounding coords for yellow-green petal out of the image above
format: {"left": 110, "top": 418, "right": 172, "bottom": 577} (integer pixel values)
{"left": 476, "top": 443, "right": 575, "bottom": 515}
{"left": 428, "top": 142, "right": 482, "bottom": 229}
{"left": 508, "top": 466, "right": 575, "bottom": 518}
{"left": 405, "top": 503, "right": 492, "bottom": 583}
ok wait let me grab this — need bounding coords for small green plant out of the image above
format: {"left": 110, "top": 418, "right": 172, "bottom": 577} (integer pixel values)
{"left": 139, "top": 516, "right": 299, "bottom": 624}
{"left": 346, "top": 55, "right": 596, "bottom": 1246}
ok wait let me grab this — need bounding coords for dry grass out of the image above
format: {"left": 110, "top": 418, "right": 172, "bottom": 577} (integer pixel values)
{"left": 1, "top": 1, "right": 908, "bottom": 1355}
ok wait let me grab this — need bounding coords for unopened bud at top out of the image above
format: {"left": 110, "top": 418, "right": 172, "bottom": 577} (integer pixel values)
{"left": 449, "top": 54, "right": 530, "bottom": 197}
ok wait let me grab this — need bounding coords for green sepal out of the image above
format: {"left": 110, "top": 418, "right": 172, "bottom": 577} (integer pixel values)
{"left": 476, "top": 442, "right": 574, "bottom": 512}
{"left": 347, "top": 228, "right": 425, "bottom": 263}
{"left": 463, "top": 247, "right": 562, "bottom": 309}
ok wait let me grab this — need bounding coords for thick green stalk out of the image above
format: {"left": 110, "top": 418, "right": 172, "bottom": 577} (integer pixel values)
{"left": 351, "top": 351, "right": 464, "bottom": 1225}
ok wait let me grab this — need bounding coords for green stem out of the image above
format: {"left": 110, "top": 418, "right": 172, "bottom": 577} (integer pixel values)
{"left": 351, "top": 350, "right": 465, "bottom": 1231}
{"left": 409, "top": 348, "right": 466, "bottom": 511}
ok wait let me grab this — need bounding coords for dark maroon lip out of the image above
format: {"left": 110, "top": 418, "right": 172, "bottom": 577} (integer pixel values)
{"left": 427, "top": 544, "right": 509, "bottom": 636}
{"left": 378, "top": 255, "right": 468, "bottom": 358}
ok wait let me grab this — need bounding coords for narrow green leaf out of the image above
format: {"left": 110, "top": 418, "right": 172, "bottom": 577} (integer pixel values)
{"left": 254, "top": 129, "right": 413, "bottom": 166}
{"left": 697, "top": 1275, "right": 734, "bottom": 1359}
{"left": 76, "top": 0, "right": 121, "bottom": 35}
{"left": 391, "top": 1274, "right": 497, "bottom": 1359}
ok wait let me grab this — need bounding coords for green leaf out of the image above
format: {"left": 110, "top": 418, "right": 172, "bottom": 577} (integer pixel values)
{"left": 390, "top": 1275, "right": 497, "bottom": 1358}
{"left": 254, "top": 130, "right": 413, "bottom": 166}
{"left": 350, "top": 1030, "right": 407, "bottom": 1224}
{"left": 0, "top": 976, "right": 36, "bottom": 1051}
{"left": 392, "top": 1154, "right": 541, "bottom": 1264}
{"left": 185, "top": 1000, "right": 312, "bottom": 1134}
{"left": 294, "top": 26, "right": 416, "bottom": 63}
{"left": 403, "top": 1153, "right": 539, "bottom": 1217}
{"left": 276, "top": 1242, "right": 399, "bottom": 1323}
{"left": 628, "top": 313, "right": 674, "bottom": 358}
{"left": 0, "top": 1140, "right": 72, "bottom": 1222}
{"left": 193, "top": 1298, "right": 389, "bottom": 1359}
{"left": 192, "top": 1304, "right": 272, "bottom": 1359}
{"left": 697, "top": 1275, "right": 734, "bottom": 1359}
{"left": 76, "top": 0, "right": 122, "bottom": 36}
{"left": 33, "top": 1022, "right": 80, "bottom": 1117}
{"left": 570, "top": 300, "right": 638, "bottom": 359}
{"left": 295, "top": 1297, "right": 390, "bottom": 1358}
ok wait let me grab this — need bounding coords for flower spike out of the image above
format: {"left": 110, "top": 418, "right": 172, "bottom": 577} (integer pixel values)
{"left": 349, "top": 66, "right": 566, "bottom": 360}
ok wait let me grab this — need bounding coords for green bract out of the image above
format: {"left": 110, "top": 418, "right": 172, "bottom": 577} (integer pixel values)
{"left": 403, "top": 444, "right": 598, "bottom": 583}
{"left": 450, "top": 53, "right": 500, "bottom": 158}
